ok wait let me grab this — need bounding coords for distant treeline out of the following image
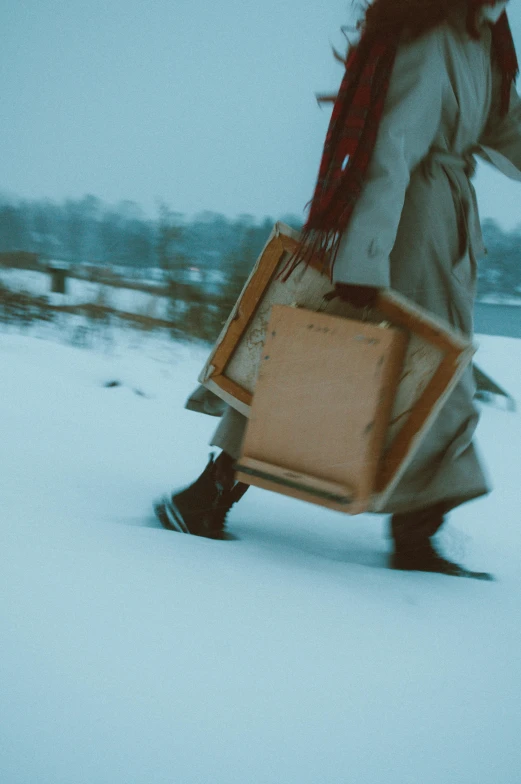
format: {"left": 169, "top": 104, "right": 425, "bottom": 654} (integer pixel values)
{"left": 0, "top": 195, "right": 301, "bottom": 283}
{"left": 0, "top": 195, "right": 520, "bottom": 299}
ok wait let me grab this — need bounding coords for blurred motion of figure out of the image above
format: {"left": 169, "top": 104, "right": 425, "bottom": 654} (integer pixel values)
{"left": 156, "top": 1, "right": 521, "bottom": 578}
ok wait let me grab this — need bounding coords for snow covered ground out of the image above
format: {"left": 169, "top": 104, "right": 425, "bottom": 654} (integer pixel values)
{"left": 0, "top": 267, "right": 172, "bottom": 320}
{"left": 1, "top": 325, "right": 521, "bottom": 784}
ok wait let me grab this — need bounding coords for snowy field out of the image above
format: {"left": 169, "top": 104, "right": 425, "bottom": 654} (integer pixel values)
{"left": 1, "top": 325, "right": 521, "bottom": 784}
{"left": 0, "top": 267, "right": 172, "bottom": 320}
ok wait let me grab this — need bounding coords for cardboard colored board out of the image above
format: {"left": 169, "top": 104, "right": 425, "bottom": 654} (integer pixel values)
{"left": 199, "top": 222, "right": 475, "bottom": 512}
{"left": 235, "top": 306, "right": 408, "bottom": 514}
{"left": 199, "top": 223, "right": 331, "bottom": 415}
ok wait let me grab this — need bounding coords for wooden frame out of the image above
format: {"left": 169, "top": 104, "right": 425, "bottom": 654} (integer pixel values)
{"left": 368, "top": 293, "right": 473, "bottom": 501}
{"left": 199, "top": 223, "right": 324, "bottom": 415}
{"left": 199, "top": 223, "right": 331, "bottom": 416}
{"left": 199, "top": 222, "right": 475, "bottom": 512}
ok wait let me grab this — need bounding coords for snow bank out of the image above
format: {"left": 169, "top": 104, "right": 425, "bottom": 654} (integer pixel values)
{"left": 1, "top": 328, "right": 520, "bottom": 784}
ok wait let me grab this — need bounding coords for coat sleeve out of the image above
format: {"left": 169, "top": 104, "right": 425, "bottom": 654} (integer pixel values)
{"left": 479, "top": 71, "right": 521, "bottom": 181}
{"left": 333, "top": 32, "right": 445, "bottom": 287}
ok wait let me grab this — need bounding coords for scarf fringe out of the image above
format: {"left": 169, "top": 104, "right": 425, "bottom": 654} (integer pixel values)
{"left": 276, "top": 229, "right": 343, "bottom": 283}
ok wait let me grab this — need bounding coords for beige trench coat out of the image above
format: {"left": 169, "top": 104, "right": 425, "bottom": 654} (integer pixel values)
{"left": 200, "top": 11, "right": 521, "bottom": 514}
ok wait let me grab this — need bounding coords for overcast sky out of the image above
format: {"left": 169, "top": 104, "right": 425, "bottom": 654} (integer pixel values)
{"left": 2, "top": 0, "right": 521, "bottom": 228}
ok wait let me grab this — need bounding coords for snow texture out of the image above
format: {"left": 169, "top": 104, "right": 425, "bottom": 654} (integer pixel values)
{"left": 0, "top": 268, "right": 172, "bottom": 319}
{"left": 1, "top": 327, "right": 520, "bottom": 784}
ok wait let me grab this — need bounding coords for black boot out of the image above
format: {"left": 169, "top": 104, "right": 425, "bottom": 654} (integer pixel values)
{"left": 391, "top": 540, "right": 469, "bottom": 576}
{"left": 154, "top": 451, "right": 248, "bottom": 539}
{"left": 390, "top": 505, "right": 492, "bottom": 579}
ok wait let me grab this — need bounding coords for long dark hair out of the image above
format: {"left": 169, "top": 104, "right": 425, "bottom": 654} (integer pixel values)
{"left": 318, "top": 1, "right": 516, "bottom": 106}
{"left": 349, "top": 0, "right": 505, "bottom": 43}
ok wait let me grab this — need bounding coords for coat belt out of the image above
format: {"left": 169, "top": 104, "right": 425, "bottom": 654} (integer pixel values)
{"left": 422, "top": 148, "right": 485, "bottom": 262}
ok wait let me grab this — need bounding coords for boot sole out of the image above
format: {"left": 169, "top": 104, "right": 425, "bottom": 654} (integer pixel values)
{"left": 391, "top": 559, "right": 493, "bottom": 580}
{"left": 154, "top": 499, "right": 241, "bottom": 541}
{"left": 154, "top": 497, "right": 190, "bottom": 534}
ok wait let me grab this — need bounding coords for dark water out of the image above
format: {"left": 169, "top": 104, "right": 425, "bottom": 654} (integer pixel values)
{"left": 474, "top": 302, "right": 521, "bottom": 338}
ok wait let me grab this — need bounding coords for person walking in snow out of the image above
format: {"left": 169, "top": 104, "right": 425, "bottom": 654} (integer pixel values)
{"left": 156, "top": 0, "right": 521, "bottom": 577}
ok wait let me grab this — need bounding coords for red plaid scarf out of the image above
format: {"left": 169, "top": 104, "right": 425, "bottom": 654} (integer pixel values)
{"left": 284, "top": 8, "right": 518, "bottom": 281}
